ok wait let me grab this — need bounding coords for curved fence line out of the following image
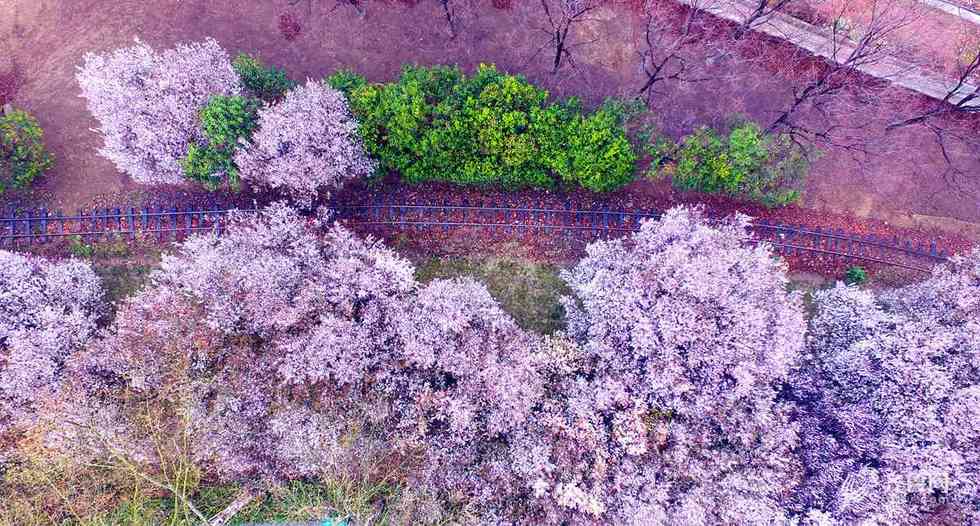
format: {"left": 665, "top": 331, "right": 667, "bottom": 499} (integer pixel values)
{"left": 0, "top": 204, "right": 254, "bottom": 246}
{"left": 1, "top": 200, "right": 951, "bottom": 272}
{"left": 333, "top": 200, "right": 950, "bottom": 272}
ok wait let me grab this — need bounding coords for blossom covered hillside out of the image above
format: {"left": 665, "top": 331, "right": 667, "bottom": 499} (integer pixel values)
{"left": 1, "top": 205, "right": 978, "bottom": 525}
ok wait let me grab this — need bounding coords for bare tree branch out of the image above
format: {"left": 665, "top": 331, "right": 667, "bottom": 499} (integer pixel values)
{"left": 538, "top": 0, "right": 604, "bottom": 74}
{"left": 733, "top": 0, "right": 795, "bottom": 40}
{"left": 766, "top": 0, "right": 919, "bottom": 143}
{"left": 637, "top": 0, "right": 718, "bottom": 102}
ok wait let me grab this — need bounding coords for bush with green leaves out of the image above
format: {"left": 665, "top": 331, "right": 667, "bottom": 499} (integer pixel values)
{"left": 844, "top": 265, "right": 868, "bottom": 285}
{"left": 0, "top": 109, "right": 53, "bottom": 193}
{"left": 181, "top": 95, "right": 261, "bottom": 190}
{"left": 328, "top": 64, "right": 636, "bottom": 192}
{"left": 232, "top": 53, "right": 296, "bottom": 103}
{"left": 653, "top": 122, "right": 809, "bottom": 207}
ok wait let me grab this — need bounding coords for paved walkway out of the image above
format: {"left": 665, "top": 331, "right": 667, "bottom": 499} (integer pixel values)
{"left": 917, "top": 0, "right": 980, "bottom": 25}
{"left": 677, "top": 0, "right": 980, "bottom": 107}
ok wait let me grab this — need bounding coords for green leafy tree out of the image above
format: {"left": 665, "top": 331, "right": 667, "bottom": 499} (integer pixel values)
{"left": 0, "top": 109, "right": 53, "bottom": 193}
{"left": 181, "top": 95, "right": 260, "bottom": 190}
{"left": 658, "top": 121, "right": 808, "bottom": 206}
{"left": 559, "top": 108, "right": 639, "bottom": 192}
{"left": 232, "top": 53, "right": 296, "bottom": 103}
{"left": 329, "top": 64, "right": 636, "bottom": 192}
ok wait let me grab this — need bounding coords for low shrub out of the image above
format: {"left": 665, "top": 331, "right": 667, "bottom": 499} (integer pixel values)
{"left": 328, "top": 64, "right": 636, "bottom": 193}
{"left": 181, "top": 95, "right": 261, "bottom": 190}
{"left": 232, "top": 53, "right": 296, "bottom": 103}
{"left": 652, "top": 121, "right": 809, "bottom": 207}
{"left": 844, "top": 265, "right": 868, "bottom": 284}
{"left": 0, "top": 109, "right": 53, "bottom": 193}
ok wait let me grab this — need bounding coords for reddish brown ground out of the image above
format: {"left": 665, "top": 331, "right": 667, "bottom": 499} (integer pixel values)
{"left": 332, "top": 178, "right": 974, "bottom": 282}
{"left": 0, "top": 0, "right": 978, "bottom": 242}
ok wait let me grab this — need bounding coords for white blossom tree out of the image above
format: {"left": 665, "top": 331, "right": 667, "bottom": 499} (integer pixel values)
{"left": 46, "top": 204, "right": 415, "bottom": 484}
{"left": 235, "top": 80, "right": 376, "bottom": 207}
{"left": 77, "top": 38, "right": 240, "bottom": 184}
{"left": 794, "top": 250, "right": 980, "bottom": 525}
{"left": 0, "top": 251, "right": 102, "bottom": 450}
{"left": 530, "top": 206, "right": 807, "bottom": 525}
{"left": 390, "top": 277, "right": 546, "bottom": 521}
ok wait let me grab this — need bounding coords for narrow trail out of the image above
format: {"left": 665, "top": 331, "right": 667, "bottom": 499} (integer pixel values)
{"left": 915, "top": 0, "right": 980, "bottom": 24}
{"left": 678, "top": 0, "right": 980, "bottom": 107}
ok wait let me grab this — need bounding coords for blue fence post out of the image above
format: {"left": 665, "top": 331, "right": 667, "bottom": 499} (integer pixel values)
{"left": 128, "top": 208, "right": 137, "bottom": 240}
{"left": 1, "top": 206, "right": 9, "bottom": 247}
{"left": 170, "top": 205, "right": 178, "bottom": 241}
{"left": 184, "top": 206, "right": 194, "bottom": 237}
{"left": 90, "top": 208, "right": 100, "bottom": 242}
{"left": 563, "top": 201, "right": 572, "bottom": 231}
{"left": 25, "top": 209, "right": 33, "bottom": 246}
{"left": 442, "top": 199, "right": 451, "bottom": 233}
{"left": 56, "top": 210, "right": 65, "bottom": 239}
{"left": 475, "top": 200, "right": 484, "bottom": 234}
{"left": 156, "top": 206, "right": 166, "bottom": 242}
{"left": 39, "top": 208, "right": 48, "bottom": 243}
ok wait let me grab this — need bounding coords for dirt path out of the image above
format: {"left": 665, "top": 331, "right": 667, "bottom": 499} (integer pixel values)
{"left": 1, "top": 0, "right": 978, "bottom": 241}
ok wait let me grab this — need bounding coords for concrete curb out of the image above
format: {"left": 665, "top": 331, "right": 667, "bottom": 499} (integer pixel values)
{"left": 674, "top": 0, "right": 980, "bottom": 108}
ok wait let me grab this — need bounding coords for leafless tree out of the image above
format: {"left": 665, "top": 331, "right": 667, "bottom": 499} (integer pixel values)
{"left": 888, "top": 50, "right": 980, "bottom": 129}
{"left": 439, "top": 0, "right": 461, "bottom": 37}
{"left": 765, "top": 0, "right": 920, "bottom": 153}
{"left": 535, "top": 0, "right": 604, "bottom": 74}
{"left": 636, "top": 0, "right": 717, "bottom": 102}
{"left": 884, "top": 46, "right": 980, "bottom": 193}
{"left": 732, "top": 0, "right": 795, "bottom": 40}
{"left": 289, "top": 0, "right": 365, "bottom": 17}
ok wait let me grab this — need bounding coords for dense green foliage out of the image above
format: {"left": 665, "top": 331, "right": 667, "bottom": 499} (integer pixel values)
{"left": 232, "top": 53, "right": 296, "bottom": 102}
{"left": 328, "top": 64, "right": 636, "bottom": 192}
{"left": 844, "top": 265, "right": 868, "bottom": 285}
{"left": 181, "top": 95, "right": 261, "bottom": 190}
{"left": 652, "top": 122, "right": 809, "bottom": 207}
{"left": 0, "top": 109, "right": 53, "bottom": 193}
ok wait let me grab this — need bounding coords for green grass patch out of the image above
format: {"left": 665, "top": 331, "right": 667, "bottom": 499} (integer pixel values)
{"left": 787, "top": 271, "right": 833, "bottom": 320}
{"left": 188, "top": 479, "right": 388, "bottom": 525}
{"left": 415, "top": 256, "right": 570, "bottom": 334}
{"left": 95, "top": 263, "right": 154, "bottom": 308}
{"left": 2, "top": 479, "right": 400, "bottom": 526}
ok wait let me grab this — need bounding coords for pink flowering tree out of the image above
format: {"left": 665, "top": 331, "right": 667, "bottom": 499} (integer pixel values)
{"left": 46, "top": 204, "right": 415, "bottom": 483}
{"left": 76, "top": 38, "right": 240, "bottom": 184}
{"left": 526, "top": 207, "right": 807, "bottom": 524}
{"left": 390, "top": 277, "right": 546, "bottom": 521}
{"left": 794, "top": 250, "right": 980, "bottom": 525}
{"left": 0, "top": 251, "right": 102, "bottom": 449}
{"left": 235, "top": 80, "right": 376, "bottom": 207}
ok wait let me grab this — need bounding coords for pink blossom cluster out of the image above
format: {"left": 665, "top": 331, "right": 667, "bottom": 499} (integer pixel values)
{"left": 20, "top": 204, "right": 980, "bottom": 525}
{"left": 0, "top": 251, "right": 102, "bottom": 449}
{"left": 794, "top": 249, "right": 980, "bottom": 524}
{"left": 235, "top": 80, "right": 376, "bottom": 207}
{"left": 76, "top": 38, "right": 240, "bottom": 184}
{"left": 47, "top": 203, "right": 415, "bottom": 480}
{"left": 523, "top": 207, "right": 807, "bottom": 525}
